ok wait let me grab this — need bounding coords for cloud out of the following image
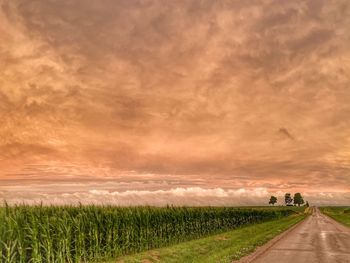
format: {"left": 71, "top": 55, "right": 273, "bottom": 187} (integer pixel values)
{"left": 2, "top": 185, "right": 349, "bottom": 206}
{"left": 278, "top": 128, "right": 295, "bottom": 141}
{"left": 0, "top": 0, "right": 350, "bottom": 205}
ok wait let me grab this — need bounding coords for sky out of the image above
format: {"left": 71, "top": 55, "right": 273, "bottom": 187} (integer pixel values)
{"left": 1, "top": 0, "right": 350, "bottom": 206}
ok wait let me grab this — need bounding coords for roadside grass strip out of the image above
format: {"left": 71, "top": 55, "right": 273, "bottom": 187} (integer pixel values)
{"left": 320, "top": 207, "right": 350, "bottom": 227}
{"left": 114, "top": 214, "right": 306, "bottom": 263}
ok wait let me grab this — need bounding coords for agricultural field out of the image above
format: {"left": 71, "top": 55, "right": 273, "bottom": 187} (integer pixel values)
{"left": 114, "top": 213, "right": 306, "bottom": 263}
{"left": 0, "top": 205, "right": 303, "bottom": 263}
{"left": 320, "top": 207, "right": 350, "bottom": 227}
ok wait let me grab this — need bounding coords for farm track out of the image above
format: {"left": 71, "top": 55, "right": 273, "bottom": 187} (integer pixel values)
{"left": 241, "top": 207, "right": 350, "bottom": 263}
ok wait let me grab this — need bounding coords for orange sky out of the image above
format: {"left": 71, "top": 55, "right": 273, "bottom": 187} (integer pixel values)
{"left": 1, "top": 0, "right": 349, "bottom": 205}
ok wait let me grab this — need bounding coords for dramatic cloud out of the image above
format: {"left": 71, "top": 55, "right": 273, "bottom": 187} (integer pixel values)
{"left": 1, "top": 0, "right": 349, "bottom": 205}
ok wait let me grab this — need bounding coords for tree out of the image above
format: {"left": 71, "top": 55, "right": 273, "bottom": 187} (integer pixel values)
{"left": 269, "top": 196, "right": 277, "bottom": 206}
{"left": 305, "top": 201, "right": 309, "bottom": 207}
{"left": 293, "top": 193, "right": 304, "bottom": 206}
{"left": 285, "top": 193, "right": 293, "bottom": 206}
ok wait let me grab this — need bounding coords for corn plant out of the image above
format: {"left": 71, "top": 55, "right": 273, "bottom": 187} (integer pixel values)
{"left": 0, "top": 204, "right": 298, "bottom": 262}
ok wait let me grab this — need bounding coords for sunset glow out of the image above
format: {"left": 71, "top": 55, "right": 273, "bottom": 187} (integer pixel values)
{"left": 1, "top": 0, "right": 350, "bottom": 205}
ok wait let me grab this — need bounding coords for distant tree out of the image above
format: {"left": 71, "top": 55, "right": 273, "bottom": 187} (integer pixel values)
{"left": 269, "top": 196, "right": 277, "bottom": 206}
{"left": 305, "top": 201, "right": 309, "bottom": 207}
{"left": 293, "top": 193, "right": 304, "bottom": 206}
{"left": 285, "top": 193, "right": 293, "bottom": 206}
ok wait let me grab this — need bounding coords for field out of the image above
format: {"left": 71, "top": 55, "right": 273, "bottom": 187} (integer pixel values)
{"left": 320, "top": 207, "right": 350, "bottom": 227}
{"left": 114, "top": 213, "right": 306, "bottom": 263}
{"left": 0, "top": 204, "right": 303, "bottom": 263}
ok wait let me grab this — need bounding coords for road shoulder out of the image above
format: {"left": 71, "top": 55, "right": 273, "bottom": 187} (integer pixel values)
{"left": 234, "top": 210, "right": 310, "bottom": 263}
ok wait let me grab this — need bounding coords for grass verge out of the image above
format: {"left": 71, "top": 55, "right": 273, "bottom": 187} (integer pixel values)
{"left": 113, "top": 214, "right": 306, "bottom": 263}
{"left": 320, "top": 207, "right": 350, "bottom": 227}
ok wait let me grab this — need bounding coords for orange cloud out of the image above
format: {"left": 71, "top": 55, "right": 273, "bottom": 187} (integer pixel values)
{"left": 1, "top": 0, "right": 350, "bottom": 205}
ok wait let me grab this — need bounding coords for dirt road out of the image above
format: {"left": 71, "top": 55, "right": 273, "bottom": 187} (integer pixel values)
{"left": 251, "top": 208, "right": 350, "bottom": 263}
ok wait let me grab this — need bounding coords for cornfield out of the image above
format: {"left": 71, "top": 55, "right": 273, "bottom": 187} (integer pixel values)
{"left": 0, "top": 204, "right": 297, "bottom": 262}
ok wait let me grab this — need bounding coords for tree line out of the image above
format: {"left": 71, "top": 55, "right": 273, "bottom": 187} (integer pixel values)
{"left": 268, "top": 193, "right": 309, "bottom": 206}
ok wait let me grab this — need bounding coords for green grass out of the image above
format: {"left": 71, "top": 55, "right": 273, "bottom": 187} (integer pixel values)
{"left": 320, "top": 207, "right": 350, "bottom": 227}
{"left": 0, "top": 204, "right": 301, "bottom": 262}
{"left": 114, "top": 214, "right": 306, "bottom": 263}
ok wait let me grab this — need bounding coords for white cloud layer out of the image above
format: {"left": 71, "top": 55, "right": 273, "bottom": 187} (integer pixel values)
{"left": 1, "top": 185, "right": 349, "bottom": 206}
